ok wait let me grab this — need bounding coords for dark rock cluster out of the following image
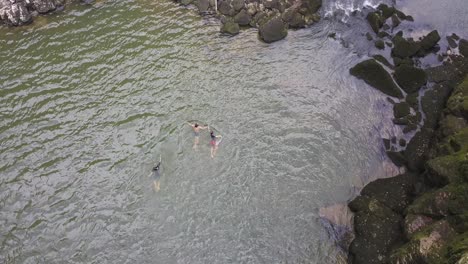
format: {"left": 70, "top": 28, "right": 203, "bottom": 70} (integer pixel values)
{"left": 174, "top": 0, "right": 322, "bottom": 43}
{"left": 0, "top": 0, "right": 67, "bottom": 26}
{"left": 347, "top": 4, "right": 468, "bottom": 264}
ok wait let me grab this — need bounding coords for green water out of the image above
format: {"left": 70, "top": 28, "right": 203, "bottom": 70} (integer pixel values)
{"left": 4, "top": 0, "right": 465, "bottom": 262}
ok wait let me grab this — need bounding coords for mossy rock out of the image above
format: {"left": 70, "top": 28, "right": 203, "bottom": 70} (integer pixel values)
{"left": 366, "top": 11, "right": 384, "bottom": 34}
{"left": 350, "top": 59, "right": 403, "bottom": 98}
{"left": 360, "top": 173, "right": 417, "bottom": 214}
{"left": 445, "top": 232, "right": 468, "bottom": 264}
{"left": 446, "top": 75, "right": 468, "bottom": 119}
{"left": 421, "top": 81, "right": 455, "bottom": 130}
{"left": 349, "top": 197, "right": 403, "bottom": 264}
{"left": 406, "top": 187, "right": 452, "bottom": 217}
{"left": 427, "top": 128, "right": 468, "bottom": 185}
{"left": 393, "top": 57, "right": 414, "bottom": 67}
{"left": 394, "top": 102, "right": 411, "bottom": 118}
{"left": 459, "top": 39, "right": 468, "bottom": 58}
{"left": 372, "top": 55, "right": 393, "bottom": 69}
{"left": 377, "top": 4, "right": 395, "bottom": 19}
{"left": 404, "top": 214, "right": 435, "bottom": 239}
{"left": 420, "top": 30, "right": 441, "bottom": 51}
{"left": 375, "top": 40, "right": 385, "bottom": 50}
{"left": 392, "top": 35, "right": 421, "bottom": 58}
{"left": 387, "top": 151, "right": 407, "bottom": 167}
{"left": 220, "top": 21, "right": 240, "bottom": 35}
{"left": 234, "top": 9, "right": 252, "bottom": 26}
{"left": 389, "top": 220, "right": 457, "bottom": 264}
{"left": 440, "top": 115, "right": 467, "bottom": 137}
{"left": 405, "top": 127, "right": 434, "bottom": 172}
{"left": 394, "top": 64, "right": 427, "bottom": 93}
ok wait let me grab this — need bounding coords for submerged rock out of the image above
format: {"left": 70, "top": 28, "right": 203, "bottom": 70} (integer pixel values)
{"left": 366, "top": 12, "right": 384, "bottom": 34}
{"left": 349, "top": 59, "right": 403, "bottom": 98}
{"left": 234, "top": 9, "right": 252, "bottom": 26}
{"left": 404, "top": 127, "right": 434, "bottom": 172}
{"left": 220, "top": 20, "right": 240, "bottom": 35}
{"left": 420, "top": 30, "right": 441, "bottom": 51}
{"left": 258, "top": 15, "right": 287, "bottom": 43}
{"left": 394, "top": 65, "right": 427, "bottom": 93}
{"left": 459, "top": 39, "right": 468, "bottom": 58}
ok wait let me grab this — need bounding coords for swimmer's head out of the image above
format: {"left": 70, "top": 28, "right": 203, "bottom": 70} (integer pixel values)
{"left": 210, "top": 131, "right": 214, "bottom": 137}
{"left": 194, "top": 123, "right": 198, "bottom": 128}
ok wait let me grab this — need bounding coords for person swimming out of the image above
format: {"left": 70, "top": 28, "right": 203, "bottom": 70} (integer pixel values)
{"left": 151, "top": 157, "right": 162, "bottom": 192}
{"left": 188, "top": 122, "right": 208, "bottom": 149}
{"left": 209, "top": 130, "right": 222, "bottom": 158}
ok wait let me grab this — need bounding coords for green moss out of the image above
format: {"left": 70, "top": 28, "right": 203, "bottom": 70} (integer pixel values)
{"left": 366, "top": 12, "right": 384, "bottom": 34}
{"left": 445, "top": 232, "right": 468, "bottom": 264}
{"left": 420, "top": 30, "right": 441, "bottom": 51}
{"left": 447, "top": 75, "right": 468, "bottom": 118}
{"left": 392, "top": 35, "right": 421, "bottom": 58}
{"left": 394, "top": 102, "right": 411, "bottom": 118}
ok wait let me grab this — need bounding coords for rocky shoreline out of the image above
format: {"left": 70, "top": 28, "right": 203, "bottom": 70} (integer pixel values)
{"left": 345, "top": 4, "right": 468, "bottom": 264}
{"left": 1, "top": 0, "right": 322, "bottom": 43}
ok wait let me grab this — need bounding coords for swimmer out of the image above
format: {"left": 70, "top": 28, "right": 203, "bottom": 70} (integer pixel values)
{"left": 187, "top": 122, "right": 208, "bottom": 149}
{"left": 151, "top": 157, "right": 162, "bottom": 192}
{"left": 209, "top": 130, "right": 222, "bottom": 158}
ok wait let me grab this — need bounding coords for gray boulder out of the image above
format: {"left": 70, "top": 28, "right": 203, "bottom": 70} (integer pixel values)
{"left": 196, "top": 0, "right": 210, "bottom": 13}
{"left": 258, "top": 15, "right": 287, "bottom": 43}
{"left": 234, "top": 9, "right": 251, "bottom": 26}
{"left": 231, "top": 0, "right": 244, "bottom": 11}
{"left": 220, "top": 20, "right": 240, "bottom": 35}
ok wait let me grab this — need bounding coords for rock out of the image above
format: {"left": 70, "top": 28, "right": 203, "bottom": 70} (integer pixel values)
{"left": 218, "top": 0, "right": 235, "bottom": 16}
{"left": 180, "top": 0, "right": 192, "bottom": 5}
{"left": 196, "top": 0, "right": 210, "bottom": 12}
{"left": 366, "top": 11, "right": 384, "bottom": 34}
{"left": 234, "top": 9, "right": 251, "bottom": 26}
{"left": 389, "top": 220, "right": 457, "bottom": 264}
{"left": 263, "top": 0, "right": 278, "bottom": 10}
{"left": 459, "top": 39, "right": 468, "bottom": 57}
{"left": 391, "top": 14, "right": 400, "bottom": 28}
{"left": 258, "top": 15, "right": 287, "bottom": 43}
{"left": 377, "top": 31, "right": 389, "bottom": 39}
{"left": 304, "top": 0, "right": 321, "bottom": 14}
{"left": 446, "top": 76, "right": 468, "bottom": 119}
{"left": 383, "top": 138, "right": 391, "bottom": 150}
{"left": 393, "top": 102, "right": 410, "bottom": 118}
{"left": 406, "top": 188, "right": 452, "bottom": 217}
{"left": 420, "top": 30, "right": 441, "bottom": 51}
{"left": 426, "top": 64, "right": 458, "bottom": 83}
{"left": 372, "top": 55, "right": 393, "bottom": 69}
{"left": 246, "top": 3, "right": 257, "bottom": 16}
{"left": 399, "top": 138, "right": 406, "bottom": 147}
{"left": 440, "top": 115, "right": 467, "bottom": 137}
{"left": 288, "top": 12, "right": 305, "bottom": 28}
{"left": 394, "top": 65, "right": 427, "bottom": 93}
{"left": 349, "top": 59, "right": 403, "bottom": 98}
{"left": 404, "top": 127, "right": 434, "bottom": 172}
{"left": 231, "top": 0, "right": 244, "bottom": 11}
{"left": 392, "top": 35, "right": 421, "bottom": 58}
{"left": 220, "top": 20, "right": 240, "bottom": 35}
{"left": 387, "top": 151, "right": 407, "bottom": 167}
{"left": 375, "top": 40, "right": 385, "bottom": 50}
{"left": 427, "top": 129, "right": 468, "bottom": 185}
{"left": 421, "top": 81, "right": 454, "bottom": 129}
{"left": 349, "top": 196, "right": 403, "bottom": 264}
{"left": 366, "top": 32, "right": 373, "bottom": 41}
{"left": 404, "top": 214, "right": 435, "bottom": 238}
{"left": 361, "top": 173, "right": 417, "bottom": 214}
{"left": 447, "top": 36, "right": 458, "bottom": 49}
{"left": 377, "top": 4, "right": 395, "bottom": 19}
{"left": 33, "top": 0, "right": 56, "bottom": 14}
{"left": 406, "top": 93, "right": 419, "bottom": 109}
{"left": 393, "top": 57, "right": 414, "bottom": 67}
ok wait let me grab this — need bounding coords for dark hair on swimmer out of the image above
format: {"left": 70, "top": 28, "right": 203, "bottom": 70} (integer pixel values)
{"left": 194, "top": 123, "right": 198, "bottom": 127}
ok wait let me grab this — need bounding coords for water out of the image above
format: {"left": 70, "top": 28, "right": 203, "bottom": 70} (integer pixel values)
{"left": 1, "top": 0, "right": 466, "bottom": 263}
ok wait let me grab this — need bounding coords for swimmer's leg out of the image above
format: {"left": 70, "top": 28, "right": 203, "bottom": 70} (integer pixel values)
{"left": 193, "top": 136, "right": 199, "bottom": 150}
{"left": 153, "top": 180, "right": 160, "bottom": 192}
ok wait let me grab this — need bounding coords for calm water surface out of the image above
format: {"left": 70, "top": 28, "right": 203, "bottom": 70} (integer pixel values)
{"left": 1, "top": 0, "right": 466, "bottom": 263}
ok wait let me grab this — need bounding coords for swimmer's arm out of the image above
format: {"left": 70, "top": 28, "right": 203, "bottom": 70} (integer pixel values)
{"left": 216, "top": 135, "right": 222, "bottom": 138}
{"left": 187, "top": 122, "right": 194, "bottom": 127}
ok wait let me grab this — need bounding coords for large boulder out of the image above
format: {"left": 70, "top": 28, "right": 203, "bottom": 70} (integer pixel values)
{"left": 258, "top": 15, "right": 288, "bottom": 43}
{"left": 33, "top": 0, "right": 56, "bottom": 14}
{"left": 0, "top": 1, "right": 32, "bottom": 26}
{"left": 220, "top": 20, "right": 240, "bottom": 35}
{"left": 350, "top": 59, "right": 403, "bottom": 98}
{"left": 360, "top": 173, "right": 417, "bottom": 214}
{"left": 404, "top": 127, "right": 434, "bottom": 172}
{"left": 406, "top": 188, "right": 452, "bottom": 217}
{"left": 447, "top": 76, "right": 468, "bottom": 119}
{"left": 234, "top": 9, "right": 251, "bottom": 26}
{"left": 420, "top": 30, "right": 441, "bottom": 51}
{"left": 393, "top": 102, "right": 411, "bottom": 118}
{"left": 392, "top": 35, "right": 421, "bottom": 58}
{"left": 394, "top": 64, "right": 427, "bottom": 93}
{"left": 196, "top": 0, "right": 210, "bottom": 13}
{"left": 349, "top": 196, "right": 403, "bottom": 264}
{"left": 422, "top": 81, "right": 455, "bottom": 129}
{"left": 459, "top": 39, "right": 468, "bottom": 57}
{"left": 389, "top": 220, "right": 457, "bottom": 264}
{"left": 366, "top": 11, "right": 384, "bottom": 34}
{"left": 218, "top": 0, "right": 235, "bottom": 16}
{"left": 231, "top": 0, "right": 244, "bottom": 11}
{"left": 377, "top": 4, "right": 396, "bottom": 19}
